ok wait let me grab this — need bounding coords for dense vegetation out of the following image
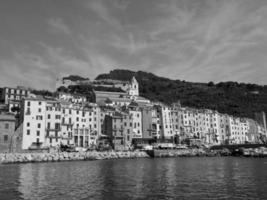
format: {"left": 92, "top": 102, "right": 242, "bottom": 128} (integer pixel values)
{"left": 57, "top": 84, "right": 124, "bottom": 102}
{"left": 96, "top": 69, "right": 267, "bottom": 119}
{"left": 62, "top": 75, "right": 89, "bottom": 81}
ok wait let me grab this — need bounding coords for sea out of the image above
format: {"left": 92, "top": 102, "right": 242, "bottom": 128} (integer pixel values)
{"left": 0, "top": 157, "right": 267, "bottom": 200}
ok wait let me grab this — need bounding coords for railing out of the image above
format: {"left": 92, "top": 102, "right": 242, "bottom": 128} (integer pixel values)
{"left": 46, "top": 133, "right": 62, "bottom": 138}
{"left": 61, "top": 122, "right": 74, "bottom": 126}
{"left": 46, "top": 128, "right": 61, "bottom": 131}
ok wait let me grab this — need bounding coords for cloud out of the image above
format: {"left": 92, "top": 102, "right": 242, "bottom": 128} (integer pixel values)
{"left": 1, "top": 0, "right": 267, "bottom": 90}
{"left": 87, "top": 0, "right": 123, "bottom": 30}
{"left": 47, "top": 18, "right": 71, "bottom": 35}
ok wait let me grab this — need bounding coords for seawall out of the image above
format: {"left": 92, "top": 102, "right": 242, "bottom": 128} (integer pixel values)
{"left": 0, "top": 151, "right": 149, "bottom": 164}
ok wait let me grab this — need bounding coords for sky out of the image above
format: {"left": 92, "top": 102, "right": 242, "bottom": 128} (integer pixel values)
{"left": 0, "top": 0, "right": 267, "bottom": 90}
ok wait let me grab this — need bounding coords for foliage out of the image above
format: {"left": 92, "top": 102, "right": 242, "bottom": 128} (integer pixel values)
{"left": 31, "top": 90, "right": 55, "bottom": 97}
{"left": 62, "top": 75, "right": 89, "bottom": 81}
{"left": 96, "top": 69, "right": 267, "bottom": 119}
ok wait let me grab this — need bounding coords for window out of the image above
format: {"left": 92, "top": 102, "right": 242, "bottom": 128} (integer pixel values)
{"left": 37, "top": 131, "right": 40, "bottom": 136}
{"left": 36, "top": 115, "right": 43, "bottom": 120}
{"left": 37, "top": 123, "right": 41, "bottom": 128}
{"left": 69, "top": 109, "right": 72, "bottom": 114}
{"left": 77, "top": 110, "right": 79, "bottom": 115}
{"left": 36, "top": 138, "right": 40, "bottom": 144}
{"left": 27, "top": 130, "right": 30, "bottom": 135}
{"left": 5, "top": 123, "right": 9, "bottom": 129}
{"left": 27, "top": 122, "right": 30, "bottom": 127}
{"left": 48, "top": 114, "right": 51, "bottom": 119}
{"left": 4, "top": 135, "right": 8, "bottom": 142}
{"left": 38, "top": 108, "right": 41, "bottom": 112}
{"left": 55, "top": 123, "right": 60, "bottom": 130}
{"left": 38, "top": 102, "right": 42, "bottom": 105}
{"left": 27, "top": 101, "right": 30, "bottom": 106}
{"left": 47, "top": 122, "right": 50, "bottom": 129}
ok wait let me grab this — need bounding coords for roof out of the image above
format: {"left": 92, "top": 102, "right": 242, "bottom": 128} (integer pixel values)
{"left": 0, "top": 113, "right": 15, "bottom": 121}
{"left": 24, "top": 96, "right": 58, "bottom": 102}
{"left": 94, "top": 90, "right": 128, "bottom": 95}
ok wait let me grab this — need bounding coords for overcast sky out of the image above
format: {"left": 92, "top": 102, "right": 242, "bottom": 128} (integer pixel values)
{"left": 0, "top": 0, "right": 267, "bottom": 90}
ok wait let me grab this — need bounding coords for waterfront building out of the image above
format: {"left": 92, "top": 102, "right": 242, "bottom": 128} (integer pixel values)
{"left": 104, "top": 111, "right": 133, "bottom": 150}
{"left": 0, "top": 113, "right": 15, "bottom": 153}
{"left": 20, "top": 97, "right": 49, "bottom": 150}
{"left": 228, "top": 116, "right": 249, "bottom": 144}
{"left": 255, "top": 111, "right": 267, "bottom": 134}
{"left": 170, "top": 103, "right": 182, "bottom": 143}
{"left": 155, "top": 104, "right": 174, "bottom": 141}
{"left": 17, "top": 97, "right": 102, "bottom": 150}
{"left": 218, "top": 114, "right": 230, "bottom": 144}
{"left": 140, "top": 105, "right": 157, "bottom": 140}
{"left": 128, "top": 102, "right": 142, "bottom": 139}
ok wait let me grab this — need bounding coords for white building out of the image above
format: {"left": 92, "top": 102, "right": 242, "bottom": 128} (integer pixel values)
{"left": 18, "top": 97, "right": 102, "bottom": 150}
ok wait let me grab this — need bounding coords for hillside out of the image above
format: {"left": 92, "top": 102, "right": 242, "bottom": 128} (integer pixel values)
{"left": 96, "top": 69, "right": 267, "bottom": 119}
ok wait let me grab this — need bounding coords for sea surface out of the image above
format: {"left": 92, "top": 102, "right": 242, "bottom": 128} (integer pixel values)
{"left": 0, "top": 157, "right": 267, "bottom": 200}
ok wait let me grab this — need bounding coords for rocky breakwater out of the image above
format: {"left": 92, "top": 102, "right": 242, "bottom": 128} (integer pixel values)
{"left": 0, "top": 151, "right": 149, "bottom": 164}
{"left": 147, "top": 148, "right": 232, "bottom": 158}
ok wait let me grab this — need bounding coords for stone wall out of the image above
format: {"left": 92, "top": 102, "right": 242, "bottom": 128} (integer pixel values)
{"left": 0, "top": 151, "right": 149, "bottom": 164}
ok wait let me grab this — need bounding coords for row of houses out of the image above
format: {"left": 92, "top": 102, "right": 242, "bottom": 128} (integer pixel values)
{"left": 0, "top": 77, "right": 267, "bottom": 152}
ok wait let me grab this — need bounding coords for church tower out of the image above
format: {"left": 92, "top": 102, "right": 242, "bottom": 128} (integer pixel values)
{"left": 129, "top": 76, "right": 139, "bottom": 96}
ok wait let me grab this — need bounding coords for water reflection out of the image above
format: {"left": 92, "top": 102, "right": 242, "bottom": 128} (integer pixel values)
{"left": 0, "top": 158, "right": 267, "bottom": 200}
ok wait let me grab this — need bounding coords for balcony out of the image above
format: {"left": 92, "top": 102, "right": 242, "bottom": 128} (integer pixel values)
{"left": 46, "top": 127, "right": 61, "bottom": 132}
{"left": 61, "top": 122, "right": 74, "bottom": 126}
{"left": 46, "top": 132, "right": 62, "bottom": 138}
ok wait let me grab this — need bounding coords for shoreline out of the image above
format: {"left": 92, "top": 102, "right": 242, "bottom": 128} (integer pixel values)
{"left": 1, "top": 147, "right": 267, "bottom": 164}
{"left": 0, "top": 151, "right": 149, "bottom": 164}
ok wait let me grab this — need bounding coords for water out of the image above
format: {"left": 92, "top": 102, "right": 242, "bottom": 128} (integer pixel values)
{"left": 0, "top": 158, "right": 267, "bottom": 200}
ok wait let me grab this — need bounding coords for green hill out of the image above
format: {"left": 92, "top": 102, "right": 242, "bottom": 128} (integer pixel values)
{"left": 96, "top": 69, "right": 267, "bottom": 119}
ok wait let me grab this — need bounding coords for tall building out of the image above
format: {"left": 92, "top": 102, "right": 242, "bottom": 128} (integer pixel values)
{"left": 104, "top": 111, "right": 133, "bottom": 150}
{"left": 0, "top": 113, "right": 15, "bottom": 153}
{"left": 255, "top": 111, "right": 267, "bottom": 134}
{"left": 17, "top": 97, "right": 102, "bottom": 150}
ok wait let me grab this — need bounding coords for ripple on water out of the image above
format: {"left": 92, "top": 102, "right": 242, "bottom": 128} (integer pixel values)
{"left": 0, "top": 158, "right": 267, "bottom": 200}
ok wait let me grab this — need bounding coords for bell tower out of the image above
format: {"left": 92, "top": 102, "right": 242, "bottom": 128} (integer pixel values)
{"left": 129, "top": 76, "right": 139, "bottom": 96}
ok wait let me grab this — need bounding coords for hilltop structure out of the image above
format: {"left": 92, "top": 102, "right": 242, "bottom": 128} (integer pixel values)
{"left": 56, "top": 75, "right": 90, "bottom": 89}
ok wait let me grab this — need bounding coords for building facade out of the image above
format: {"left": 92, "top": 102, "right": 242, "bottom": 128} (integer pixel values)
{"left": 0, "top": 113, "right": 15, "bottom": 153}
